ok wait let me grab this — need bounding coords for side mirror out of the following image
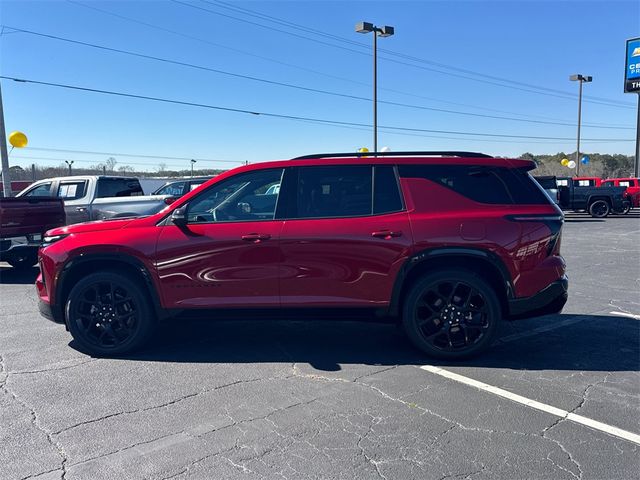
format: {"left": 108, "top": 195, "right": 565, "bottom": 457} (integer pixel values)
{"left": 171, "top": 206, "right": 188, "bottom": 226}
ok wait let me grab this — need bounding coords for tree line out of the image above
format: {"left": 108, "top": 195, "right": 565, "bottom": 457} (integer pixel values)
{"left": 520, "top": 152, "right": 635, "bottom": 178}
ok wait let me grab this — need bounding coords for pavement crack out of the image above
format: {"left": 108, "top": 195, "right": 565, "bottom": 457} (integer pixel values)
{"left": 52, "top": 377, "right": 265, "bottom": 435}
{"left": 1, "top": 354, "right": 68, "bottom": 479}
{"left": 12, "top": 358, "right": 98, "bottom": 375}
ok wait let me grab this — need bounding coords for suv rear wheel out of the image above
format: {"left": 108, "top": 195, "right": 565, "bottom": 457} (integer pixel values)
{"left": 402, "top": 269, "right": 501, "bottom": 359}
{"left": 65, "top": 272, "right": 155, "bottom": 356}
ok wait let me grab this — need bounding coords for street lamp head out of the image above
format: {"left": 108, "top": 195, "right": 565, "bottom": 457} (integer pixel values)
{"left": 378, "top": 25, "right": 395, "bottom": 37}
{"left": 355, "top": 21, "right": 374, "bottom": 33}
{"left": 570, "top": 74, "right": 593, "bottom": 82}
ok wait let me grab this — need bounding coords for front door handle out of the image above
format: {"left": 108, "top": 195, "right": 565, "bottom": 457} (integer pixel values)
{"left": 371, "top": 230, "right": 403, "bottom": 239}
{"left": 241, "top": 233, "right": 272, "bottom": 243}
{"left": 76, "top": 207, "right": 87, "bottom": 212}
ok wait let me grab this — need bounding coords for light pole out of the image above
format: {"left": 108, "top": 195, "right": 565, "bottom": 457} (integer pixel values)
{"left": 65, "top": 160, "right": 74, "bottom": 175}
{"left": 190, "top": 159, "right": 196, "bottom": 178}
{"left": 355, "top": 22, "right": 394, "bottom": 154}
{"left": 569, "top": 74, "right": 592, "bottom": 176}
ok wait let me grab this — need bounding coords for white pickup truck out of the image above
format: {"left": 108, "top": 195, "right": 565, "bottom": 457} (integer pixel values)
{"left": 17, "top": 176, "right": 171, "bottom": 225}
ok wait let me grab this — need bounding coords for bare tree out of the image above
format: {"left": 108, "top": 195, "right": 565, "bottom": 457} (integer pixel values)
{"left": 117, "top": 165, "right": 134, "bottom": 175}
{"left": 157, "top": 162, "right": 167, "bottom": 174}
{"left": 105, "top": 157, "right": 117, "bottom": 172}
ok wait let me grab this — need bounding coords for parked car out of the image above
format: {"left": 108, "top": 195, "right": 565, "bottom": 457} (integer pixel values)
{"left": 37, "top": 151, "right": 568, "bottom": 359}
{"left": 533, "top": 175, "right": 559, "bottom": 204}
{"left": 572, "top": 176, "right": 603, "bottom": 187}
{"left": 601, "top": 177, "right": 640, "bottom": 208}
{"left": 152, "top": 177, "right": 213, "bottom": 197}
{"left": 17, "top": 176, "right": 172, "bottom": 225}
{"left": 0, "top": 196, "right": 65, "bottom": 268}
{"left": 556, "top": 176, "right": 628, "bottom": 217}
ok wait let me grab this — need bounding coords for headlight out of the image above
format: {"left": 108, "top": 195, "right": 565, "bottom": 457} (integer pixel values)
{"left": 41, "top": 234, "right": 69, "bottom": 247}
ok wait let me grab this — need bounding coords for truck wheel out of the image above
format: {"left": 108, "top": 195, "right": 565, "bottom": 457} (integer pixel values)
{"left": 589, "top": 200, "right": 610, "bottom": 218}
{"left": 6, "top": 249, "right": 38, "bottom": 269}
{"left": 65, "top": 272, "right": 155, "bottom": 356}
{"left": 401, "top": 269, "right": 501, "bottom": 359}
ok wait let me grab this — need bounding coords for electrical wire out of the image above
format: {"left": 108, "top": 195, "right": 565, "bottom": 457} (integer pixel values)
{"left": 62, "top": 0, "right": 630, "bottom": 124}
{"left": 6, "top": 26, "right": 633, "bottom": 130}
{"left": 2, "top": 75, "right": 634, "bottom": 142}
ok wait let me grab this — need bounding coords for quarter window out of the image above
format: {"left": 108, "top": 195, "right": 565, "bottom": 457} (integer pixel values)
{"left": 186, "top": 169, "right": 283, "bottom": 223}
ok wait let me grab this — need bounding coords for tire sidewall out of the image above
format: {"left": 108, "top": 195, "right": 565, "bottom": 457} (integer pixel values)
{"left": 66, "top": 271, "right": 154, "bottom": 356}
{"left": 589, "top": 200, "right": 610, "bottom": 218}
{"left": 401, "top": 269, "right": 501, "bottom": 359}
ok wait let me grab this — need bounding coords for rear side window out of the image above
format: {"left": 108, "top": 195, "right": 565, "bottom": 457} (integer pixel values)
{"left": 57, "top": 181, "right": 87, "bottom": 200}
{"left": 293, "top": 165, "right": 372, "bottom": 218}
{"left": 398, "top": 165, "right": 549, "bottom": 205}
{"left": 97, "top": 178, "right": 143, "bottom": 198}
{"left": 374, "top": 165, "right": 403, "bottom": 214}
{"left": 155, "top": 182, "right": 185, "bottom": 196}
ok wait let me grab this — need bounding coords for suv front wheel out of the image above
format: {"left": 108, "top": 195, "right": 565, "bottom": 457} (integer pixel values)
{"left": 65, "top": 271, "right": 155, "bottom": 356}
{"left": 402, "top": 269, "right": 501, "bottom": 359}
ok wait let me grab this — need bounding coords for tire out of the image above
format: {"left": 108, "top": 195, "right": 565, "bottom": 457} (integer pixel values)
{"left": 65, "top": 271, "right": 155, "bottom": 356}
{"left": 401, "top": 269, "right": 501, "bottom": 359}
{"left": 588, "top": 200, "right": 610, "bottom": 218}
{"left": 6, "top": 249, "right": 38, "bottom": 269}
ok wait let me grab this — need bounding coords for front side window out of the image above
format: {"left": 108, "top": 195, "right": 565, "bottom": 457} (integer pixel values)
{"left": 619, "top": 181, "right": 631, "bottom": 187}
{"left": 24, "top": 183, "right": 52, "bottom": 197}
{"left": 292, "top": 165, "right": 373, "bottom": 219}
{"left": 57, "top": 181, "right": 87, "bottom": 199}
{"left": 186, "top": 169, "right": 283, "bottom": 223}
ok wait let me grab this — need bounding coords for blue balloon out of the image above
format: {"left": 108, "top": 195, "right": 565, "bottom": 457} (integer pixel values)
{"left": 581, "top": 155, "right": 590, "bottom": 164}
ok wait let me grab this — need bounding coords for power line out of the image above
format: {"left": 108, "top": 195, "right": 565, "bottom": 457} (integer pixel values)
{"left": 26, "top": 147, "right": 242, "bottom": 163}
{"left": 2, "top": 75, "right": 634, "bottom": 142}
{"left": 175, "top": 0, "right": 632, "bottom": 110}
{"left": 204, "top": 0, "right": 634, "bottom": 108}
{"left": 5, "top": 26, "right": 633, "bottom": 131}
{"left": 62, "top": 1, "right": 628, "bottom": 125}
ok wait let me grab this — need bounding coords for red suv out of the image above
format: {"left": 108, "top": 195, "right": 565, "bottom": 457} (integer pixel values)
{"left": 36, "top": 151, "right": 568, "bottom": 359}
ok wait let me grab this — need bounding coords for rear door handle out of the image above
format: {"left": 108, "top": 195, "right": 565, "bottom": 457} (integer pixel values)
{"left": 241, "top": 233, "right": 272, "bottom": 243}
{"left": 76, "top": 207, "right": 87, "bottom": 212}
{"left": 371, "top": 230, "right": 403, "bottom": 239}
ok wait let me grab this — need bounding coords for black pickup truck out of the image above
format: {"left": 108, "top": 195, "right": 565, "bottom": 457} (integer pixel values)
{"left": 555, "top": 177, "right": 628, "bottom": 218}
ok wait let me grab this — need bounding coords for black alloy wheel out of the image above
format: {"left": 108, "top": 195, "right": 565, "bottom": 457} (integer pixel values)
{"left": 402, "top": 269, "right": 501, "bottom": 359}
{"left": 589, "top": 200, "right": 610, "bottom": 218}
{"left": 66, "top": 272, "right": 154, "bottom": 356}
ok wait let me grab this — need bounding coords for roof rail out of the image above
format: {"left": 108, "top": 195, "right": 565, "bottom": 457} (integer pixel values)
{"left": 293, "top": 151, "right": 492, "bottom": 160}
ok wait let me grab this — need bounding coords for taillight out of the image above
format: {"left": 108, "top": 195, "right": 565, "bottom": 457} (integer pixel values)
{"left": 505, "top": 214, "right": 564, "bottom": 257}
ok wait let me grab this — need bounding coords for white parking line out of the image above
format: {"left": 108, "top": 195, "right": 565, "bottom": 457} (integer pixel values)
{"left": 609, "top": 311, "right": 640, "bottom": 320}
{"left": 420, "top": 365, "right": 640, "bottom": 446}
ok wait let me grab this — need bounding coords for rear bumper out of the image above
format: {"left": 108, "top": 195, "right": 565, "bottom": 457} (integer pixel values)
{"left": 508, "top": 275, "right": 568, "bottom": 320}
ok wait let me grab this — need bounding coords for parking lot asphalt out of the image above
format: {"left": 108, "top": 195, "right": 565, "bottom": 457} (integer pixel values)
{"left": 1, "top": 212, "right": 638, "bottom": 480}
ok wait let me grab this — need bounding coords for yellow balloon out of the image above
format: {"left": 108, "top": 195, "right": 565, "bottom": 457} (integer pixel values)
{"left": 9, "top": 131, "right": 28, "bottom": 148}
{"left": 358, "top": 147, "right": 369, "bottom": 153}
{"left": 561, "top": 158, "right": 569, "bottom": 167}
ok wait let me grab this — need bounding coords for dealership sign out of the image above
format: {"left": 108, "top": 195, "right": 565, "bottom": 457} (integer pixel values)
{"left": 625, "top": 37, "right": 640, "bottom": 93}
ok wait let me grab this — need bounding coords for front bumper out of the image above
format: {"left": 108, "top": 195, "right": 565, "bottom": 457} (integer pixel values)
{"left": 508, "top": 275, "right": 568, "bottom": 320}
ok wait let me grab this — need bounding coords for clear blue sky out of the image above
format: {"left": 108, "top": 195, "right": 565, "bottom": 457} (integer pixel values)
{"left": 1, "top": 0, "right": 638, "bottom": 172}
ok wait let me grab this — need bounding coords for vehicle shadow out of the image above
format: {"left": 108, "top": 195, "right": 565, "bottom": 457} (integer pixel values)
{"left": 0, "top": 265, "right": 39, "bottom": 285}
{"left": 85, "top": 313, "right": 639, "bottom": 373}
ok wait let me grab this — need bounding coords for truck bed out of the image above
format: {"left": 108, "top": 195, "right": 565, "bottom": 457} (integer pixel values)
{"left": 0, "top": 197, "right": 66, "bottom": 238}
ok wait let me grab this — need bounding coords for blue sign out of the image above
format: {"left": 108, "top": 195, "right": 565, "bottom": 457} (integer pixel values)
{"left": 625, "top": 37, "right": 640, "bottom": 93}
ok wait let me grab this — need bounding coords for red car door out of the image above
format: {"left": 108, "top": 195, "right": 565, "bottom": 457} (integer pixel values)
{"left": 278, "top": 165, "right": 412, "bottom": 307}
{"left": 155, "top": 168, "right": 285, "bottom": 308}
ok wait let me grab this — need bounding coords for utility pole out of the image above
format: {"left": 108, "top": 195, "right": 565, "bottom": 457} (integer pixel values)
{"left": 0, "top": 82, "right": 11, "bottom": 197}
{"left": 633, "top": 93, "right": 640, "bottom": 178}
{"left": 569, "top": 74, "right": 592, "bottom": 177}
